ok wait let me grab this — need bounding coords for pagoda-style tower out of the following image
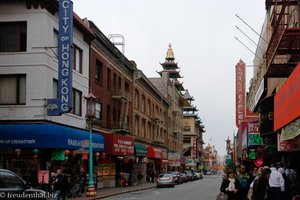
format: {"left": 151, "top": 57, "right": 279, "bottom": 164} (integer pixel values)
{"left": 158, "top": 44, "right": 184, "bottom": 92}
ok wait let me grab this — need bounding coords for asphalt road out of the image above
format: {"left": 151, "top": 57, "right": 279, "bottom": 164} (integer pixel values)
{"left": 103, "top": 175, "right": 223, "bottom": 200}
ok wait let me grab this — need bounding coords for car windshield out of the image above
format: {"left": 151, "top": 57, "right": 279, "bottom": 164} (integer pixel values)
{"left": 159, "top": 174, "right": 171, "bottom": 178}
{"left": 0, "top": 171, "right": 25, "bottom": 189}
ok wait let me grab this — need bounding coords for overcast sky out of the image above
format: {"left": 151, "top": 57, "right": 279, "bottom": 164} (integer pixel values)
{"left": 72, "top": 0, "right": 266, "bottom": 156}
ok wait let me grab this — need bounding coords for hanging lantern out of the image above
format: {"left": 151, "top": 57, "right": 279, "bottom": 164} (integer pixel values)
{"left": 95, "top": 152, "right": 100, "bottom": 157}
{"left": 65, "top": 149, "right": 70, "bottom": 155}
{"left": 15, "top": 148, "right": 21, "bottom": 155}
{"left": 102, "top": 152, "right": 106, "bottom": 158}
{"left": 72, "top": 150, "right": 76, "bottom": 156}
{"left": 33, "top": 149, "right": 39, "bottom": 158}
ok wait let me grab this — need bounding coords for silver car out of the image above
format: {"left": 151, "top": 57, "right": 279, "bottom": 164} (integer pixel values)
{"left": 157, "top": 173, "right": 175, "bottom": 188}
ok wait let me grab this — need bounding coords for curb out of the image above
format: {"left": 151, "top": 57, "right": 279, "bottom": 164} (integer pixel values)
{"left": 79, "top": 185, "right": 157, "bottom": 200}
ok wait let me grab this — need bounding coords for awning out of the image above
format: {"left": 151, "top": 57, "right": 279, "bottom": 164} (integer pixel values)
{"left": 280, "top": 118, "right": 300, "bottom": 141}
{"left": 147, "top": 147, "right": 162, "bottom": 159}
{"left": 134, "top": 143, "right": 147, "bottom": 157}
{"left": 160, "top": 159, "right": 169, "bottom": 165}
{"left": 0, "top": 123, "right": 104, "bottom": 152}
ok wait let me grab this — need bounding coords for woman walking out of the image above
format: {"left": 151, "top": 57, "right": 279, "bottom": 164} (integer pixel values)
{"left": 252, "top": 168, "right": 272, "bottom": 200}
{"left": 220, "top": 169, "right": 242, "bottom": 200}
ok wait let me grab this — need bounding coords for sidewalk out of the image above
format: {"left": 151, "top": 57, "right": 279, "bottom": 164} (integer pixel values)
{"left": 67, "top": 182, "right": 157, "bottom": 200}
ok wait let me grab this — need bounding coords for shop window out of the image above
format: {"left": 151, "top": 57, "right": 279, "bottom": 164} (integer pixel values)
{"left": 0, "top": 74, "right": 26, "bottom": 105}
{"left": 0, "top": 21, "right": 27, "bottom": 52}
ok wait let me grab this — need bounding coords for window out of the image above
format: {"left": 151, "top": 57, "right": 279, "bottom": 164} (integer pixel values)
{"left": 0, "top": 22, "right": 27, "bottom": 52}
{"left": 73, "top": 45, "right": 82, "bottom": 73}
{"left": 107, "top": 68, "right": 111, "bottom": 90}
{"left": 53, "top": 79, "right": 58, "bottom": 98}
{"left": 135, "top": 90, "right": 139, "bottom": 109}
{"left": 95, "top": 102, "right": 102, "bottom": 120}
{"left": 72, "top": 89, "right": 82, "bottom": 116}
{"left": 0, "top": 75, "right": 26, "bottom": 105}
{"left": 53, "top": 29, "right": 58, "bottom": 57}
{"left": 141, "top": 120, "right": 145, "bottom": 137}
{"left": 135, "top": 117, "right": 139, "bottom": 136}
{"left": 147, "top": 100, "right": 151, "bottom": 115}
{"left": 184, "top": 126, "right": 191, "bottom": 131}
{"left": 95, "top": 60, "right": 103, "bottom": 83}
{"left": 141, "top": 95, "right": 145, "bottom": 112}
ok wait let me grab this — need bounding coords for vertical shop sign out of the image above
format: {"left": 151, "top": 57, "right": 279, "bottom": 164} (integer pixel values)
{"left": 47, "top": 0, "right": 73, "bottom": 115}
{"left": 236, "top": 61, "right": 245, "bottom": 127}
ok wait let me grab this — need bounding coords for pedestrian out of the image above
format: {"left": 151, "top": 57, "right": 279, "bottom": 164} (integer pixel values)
{"left": 53, "top": 169, "right": 67, "bottom": 200}
{"left": 49, "top": 172, "right": 56, "bottom": 193}
{"left": 252, "top": 168, "right": 272, "bottom": 200}
{"left": 220, "top": 169, "right": 241, "bottom": 200}
{"left": 27, "top": 169, "right": 39, "bottom": 188}
{"left": 248, "top": 167, "right": 264, "bottom": 200}
{"left": 79, "top": 168, "right": 87, "bottom": 195}
{"left": 237, "top": 163, "right": 251, "bottom": 200}
{"left": 269, "top": 163, "right": 285, "bottom": 200}
{"left": 150, "top": 171, "right": 154, "bottom": 183}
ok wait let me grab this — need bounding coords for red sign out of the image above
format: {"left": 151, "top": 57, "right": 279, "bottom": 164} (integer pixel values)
{"left": 147, "top": 147, "right": 162, "bottom": 159}
{"left": 193, "top": 138, "right": 197, "bottom": 159}
{"left": 236, "top": 60, "right": 246, "bottom": 127}
{"left": 278, "top": 134, "right": 300, "bottom": 152}
{"left": 103, "top": 134, "right": 134, "bottom": 156}
{"left": 274, "top": 63, "right": 300, "bottom": 131}
{"left": 38, "top": 170, "right": 49, "bottom": 184}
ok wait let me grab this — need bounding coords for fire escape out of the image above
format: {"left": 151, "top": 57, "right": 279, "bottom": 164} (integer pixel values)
{"left": 111, "top": 85, "right": 132, "bottom": 134}
{"left": 265, "top": 0, "right": 300, "bottom": 77}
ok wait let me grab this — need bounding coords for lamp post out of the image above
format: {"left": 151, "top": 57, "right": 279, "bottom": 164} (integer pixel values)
{"left": 85, "top": 93, "right": 97, "bottom": 197}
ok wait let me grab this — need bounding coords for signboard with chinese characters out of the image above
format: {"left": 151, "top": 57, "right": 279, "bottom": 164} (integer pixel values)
{"left": 247, "top": 121, "right": 263, "bottom": 146}
{"left": 236, "top": 61, "right": 246, "bottom": 127}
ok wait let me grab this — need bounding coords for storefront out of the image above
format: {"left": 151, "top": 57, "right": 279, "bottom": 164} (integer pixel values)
{"left": 146, "top": 146, "right": 162, "bottom": 181}
{"left": 0, "top": 123, "right": 105, "bottom": 187}
{"left": 133, "top": 143, "right": 147, "bottom": 183}
{"left": 274, "top": 63, "right": 300, "bottom": 174}
{"left": 101, "top": 133, "right": 134, "bottom": 187}
{"left": 168, "top": 152, "right": 181, "bottom": 172}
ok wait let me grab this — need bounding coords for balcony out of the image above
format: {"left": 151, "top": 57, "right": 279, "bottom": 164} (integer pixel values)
{"left": 265, "top": 0, "right": 300, "bottom": 78}
{"left": 110, "top": 121, "right": 131, "bottom": 134}
{"left": 112, "top": 89, "right": 132, "bottom": 102}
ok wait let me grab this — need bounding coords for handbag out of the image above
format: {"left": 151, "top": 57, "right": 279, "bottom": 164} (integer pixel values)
{"left": 216, "top": 192, "right": 228, "bottom": 200}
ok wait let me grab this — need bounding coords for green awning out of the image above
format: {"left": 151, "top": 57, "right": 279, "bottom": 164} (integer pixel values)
{"left": 134, "top": 143, "right": 147, "bottom": 157}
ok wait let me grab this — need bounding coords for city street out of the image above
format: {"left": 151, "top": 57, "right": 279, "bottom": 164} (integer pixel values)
{"left": 102, "top": 175, "right": 222, "bottom": 200}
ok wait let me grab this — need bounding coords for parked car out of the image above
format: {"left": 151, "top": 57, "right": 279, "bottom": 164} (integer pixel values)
{"left": 195, "top": 172, "right": 203, "bottom": 179}
{"left": 157, "top": 173, "right": 175, "bottom": 188}
{"left": 185, "top": 172, "right": 194, "bottom": 181}
{"left": 171, "top": 171, "right": 182, "bottom": 184}
{"left": 0, "top": 169, "right": 47, "bottom": 200}
{"left": 180, "top": 173, "right": 188, "bottom": 183}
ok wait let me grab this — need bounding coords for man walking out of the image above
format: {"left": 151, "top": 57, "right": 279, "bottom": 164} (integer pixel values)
{"left": 269, "top": 163, "right": 285, "bottom": 200}
{"left": 237, "top": 163, "right": 251, "bottom": 200}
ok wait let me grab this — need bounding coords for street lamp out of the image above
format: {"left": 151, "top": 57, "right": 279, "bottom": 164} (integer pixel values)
{"left": 85, "top": 92, "right": 97, "bottom": 197}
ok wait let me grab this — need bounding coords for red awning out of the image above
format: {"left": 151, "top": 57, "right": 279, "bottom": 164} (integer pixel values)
{"left": 102, "top": 133, "right": 134, "bottom": 156}
{"left": 147, "top": 147, "right": 162, "bottom": 159}
{"left": 160, "top": 159, "right": 169, "bottom": 165}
